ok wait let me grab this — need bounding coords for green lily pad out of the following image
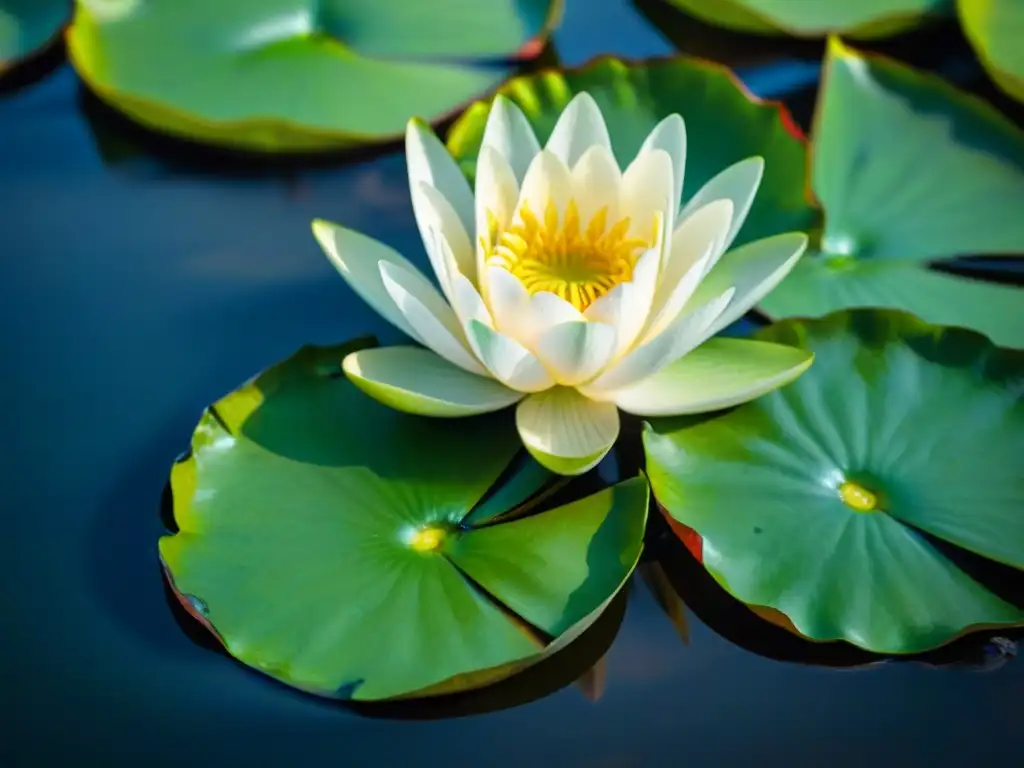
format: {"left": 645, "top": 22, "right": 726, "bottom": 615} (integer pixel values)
{"left": 660, "top": 0, "right": 947, "bottom": 38}
{"left": 0, "top": 0, "right": 69, "bottom": 71}
{"left": 644, "top": 309, "right": 1024, "bottom": 655}
{"left": 960, "top": 0, "right": 1024, "bottom": 103}
{"left": 760, "top": 38, "right": 1024, "bottom": 348}
{"left": 66, "top": 0, "right": 561, "bottom": 152}
{"left": 446, "top": 54, "right": 815, "bottom": 248}
{"left": 159, "top": 338, "right": 648, "bottom": 701}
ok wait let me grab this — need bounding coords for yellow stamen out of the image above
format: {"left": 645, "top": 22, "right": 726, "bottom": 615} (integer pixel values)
{"left": 838, "top": 481, "right": 878, "bottom": 513}
{"left": 484, "top": 199, "right": 657, "bottom": 312}
{"left": 409, "top": 526, "right": 446, "bottom": 552}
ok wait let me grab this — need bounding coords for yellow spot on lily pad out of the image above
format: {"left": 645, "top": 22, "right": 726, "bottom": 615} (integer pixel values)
{"left": 839, "top": 481, "right": 879, "bottom": 513}
{"left": 409, "top": 526, "right": 447, "bottom": 553}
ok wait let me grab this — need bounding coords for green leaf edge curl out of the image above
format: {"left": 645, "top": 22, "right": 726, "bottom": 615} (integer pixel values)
{"left": 0, "top": 0, "right": 71, "bottom": 73}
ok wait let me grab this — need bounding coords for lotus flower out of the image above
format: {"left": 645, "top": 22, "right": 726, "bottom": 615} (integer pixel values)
{"left": 312, "top": 92, "right": 813, "bottom": 475}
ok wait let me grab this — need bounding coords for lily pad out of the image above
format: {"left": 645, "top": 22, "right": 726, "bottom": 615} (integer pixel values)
{"left": 644, "top": 309, "right": 1024, "bottom": 655}
{"left": 0, "top": 0, "right": 69, "bottom": 71}
{"left": 660, "top": 0, "right": 947, "bottom": 38}
{"left": 959, "top": 0, "right": 1024, "bottom": 103}
{"left": 159, "top": 338, "right": 648, "bottom": 701}
{"left": 446, "top": 54, "right": 815, "bottom": 249}
{"left": 760, "top": 38, "right": 1024, "bottom": 348}
{"left": 66, "top": 0, "right": 561, "bottom": 152}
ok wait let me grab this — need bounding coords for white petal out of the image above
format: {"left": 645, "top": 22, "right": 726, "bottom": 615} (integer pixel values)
{"left": 343, "top": 346, "right": 522, "bottom": 418}
{"left": 516, "top": 388, "right": 619, "bottom": 476}
{"left": 450, "top": 272, "right": 494, "bottom": 331}
{"left": 534, "top": 321, "right": 617, "bottom": 386}
{"left": 570, "top": 143, "right": 623, "bottom": 224}
{"left": 580, "top": 288, "right": 735, "bottom": 396}
{"left": 312, "top": 219, "right": 421, "bottom": 341}
{"left": 514, "top": 149, "right": 574, "bottom": 223}
{"left": 638, "top": 114, "right": 687, "bottom": 215}
{"left": 485, "top": 267, "right": 583, "bottom": 348}
{"left": 466, "top": 320, "right": 555, "bottom": 393}
{"left": 685, "top": 232, "right": 808, "bottom": 338}
{"left": 379, "top": 261, "right": 487, "bottom": 375}
{"left": 481, "top": 95, "right": 541, "bottom": 183}
{"left": 474, "top": 146, "right": 520, "bottom": 291}
{"left": 679, "top": 156, "right": 764, "bottom": 249}
{"left": 608, "top": 337, "right": 813, "bottom": 417}
{"left": 621, "top": 147, "right": 675, "bottom": 245}
{"left": 545, "top": 92, "right": 613, "bottom": 169}
{"left": 411, "top": 181, "right": 475, "bottom": 296}
{"left": 643, "top": 199, "right": 734, "bottom": 342}
{"left": 406, "top": 119, "right": 475, "bottom": 239}
{"left": 584, "top": 247, "right": 659, "bottom": 358}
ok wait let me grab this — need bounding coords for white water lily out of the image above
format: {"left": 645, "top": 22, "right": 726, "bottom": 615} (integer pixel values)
{"left": 312, "top": 92, "right": 813, "bottom": 475}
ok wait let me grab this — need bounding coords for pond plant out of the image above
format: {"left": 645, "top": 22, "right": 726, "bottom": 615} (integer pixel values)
{"left": 4, "top": 0, "right": 1021, "bottom": 709}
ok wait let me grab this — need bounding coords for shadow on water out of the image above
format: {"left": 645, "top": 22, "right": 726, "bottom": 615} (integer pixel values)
{"left": 645, "top": 513, "right": 1024, "bottom": 673}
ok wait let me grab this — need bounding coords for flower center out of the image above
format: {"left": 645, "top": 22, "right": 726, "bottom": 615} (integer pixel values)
{"left": 408, "top": 526, "right": 446, "bottom": 552}
{"left": 484, "top": 199, "right": 654, "bottom": 312}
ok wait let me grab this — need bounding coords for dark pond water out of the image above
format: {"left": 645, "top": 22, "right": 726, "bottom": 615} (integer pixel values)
{"left": 3, "top": 0, "right": 1021, "bottom": 764}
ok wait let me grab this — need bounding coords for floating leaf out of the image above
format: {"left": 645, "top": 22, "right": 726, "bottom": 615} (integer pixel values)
{"left": 660, "top": 0, "right": 947, "bottom": 38}
{"left": 959, "top": 0, "right": 1024, "bottom": 103}
{"left": 0, "top": 0, "right": 69, "bottom": 71}
{"left": 67, "top": 0, "right": 561, "bottom": 152}
{"left": 446, "top": 54, "right": 814, "bottom": 248}
{"left": 760, "top": 38, "right": 1024, "bottom": 348}
{"left": 644, "top": 309, "right": 1024, "bottom": 655}
{"left": 160, "top": 339, "right": 647, "bottom": 701}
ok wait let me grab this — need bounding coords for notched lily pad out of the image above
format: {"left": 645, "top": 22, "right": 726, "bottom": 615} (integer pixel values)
{"left": 446, "top": 54, "right": 815, "bottom": 248}
{"left": 66, "top": 0, "right": 562, "bottom": 152}
{"left": 644, "top": 309, "right": 1024, "bottom": 655}
{"left": 0, "top": 0, "right": 69, "bottom": 71}
{"left": 659, "top": 0, "right": 947, "bottom": 38}
{"left": 160, "top": 338, "right": 648, "bottom": 701}
{"left": 760, "top": 38, "right": 1024, "bottom": 348}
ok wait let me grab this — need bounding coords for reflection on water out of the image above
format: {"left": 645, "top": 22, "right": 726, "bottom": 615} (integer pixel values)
{"left": 3, "top": 0, "right": 1023, "bottom": 764}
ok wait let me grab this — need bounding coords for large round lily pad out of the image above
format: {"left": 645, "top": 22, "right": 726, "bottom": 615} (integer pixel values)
{"left": 446, "top": 54, "right": 815, "bottom": 249}
{"left": 0, "top": 0, "right": 69, "bottom": 71}
{"left": 159, "top": 338, "right": 648, "bottom": 701}
{"left": 660, "top": 0, "right": 947, "bottom": 37}
{"left": 644, "top": 309, "right": 1024, "bottom": 654}
{"left": 66, "top": 0, "right": 561, "bottom": 152}
{"left": 760, "top": 38, "right": 1024, "bottom": 348}
{"left": 959, "top": 0, "right": 1024, "bottom": 104}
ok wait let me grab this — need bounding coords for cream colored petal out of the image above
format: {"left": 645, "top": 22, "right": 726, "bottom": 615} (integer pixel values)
{"left": 643, "top": 199, "right": 734, "bottom": 342}
{"left": 545, "top": 92, "right": 613, "bottom": 169}
{"left": 684, "top": 232, "right": 808, "bottom": 338}
{"left": 474, "top": 146, "right": 521, "bottom": 293}
{"left": 481, "top": 95, "right": 542, "bottom": 183}
{"left": 638, "top": 114, "right": 687, "bottom": 215}
{"left": 485, "top": 267, "right": 583, "bottom": 349}
{"left": 343, "top": 346, "right": 522, "bottom": 418}
{"left": 621, "top": 147, "right": 675, "bottom": 245}
{"left": 570, "top": 143, "right": 622, "bottom": 224}
{"left": 513, "top": 149, "right": 574, "bottom": 224}
{"left": 411, "top": 181, "right": 475, "bottom": 296}
{"left": 678, "top": 156, "right": 764, "bottom": 250}
{"left": 608, "top": 337, "right": 813, "bottom": 417}
{"left": 379, "top": 261, "right": 487, "bottom": 375}
{"left": 516, "top": 388, "right": 619, "bottom": 476}
{"left": 466, "top": 320, "right": 555, "bottom": 393}
{"left": 450, "top": 272, "right": 495, "bottom": 332}
{"left": 312, "top": 219, "right": 421, "bottom": 341}
{"left": 580, "top": 288, "right": 734, "bottom": 396}
{"left": 583, "top": 247, "right": 659, "bottom": 360}
{"left": 534, "top": 321, "right": 617, "bottom": 386}
{"left": 406, "top": 118, "right": 475, "bottom": 238}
